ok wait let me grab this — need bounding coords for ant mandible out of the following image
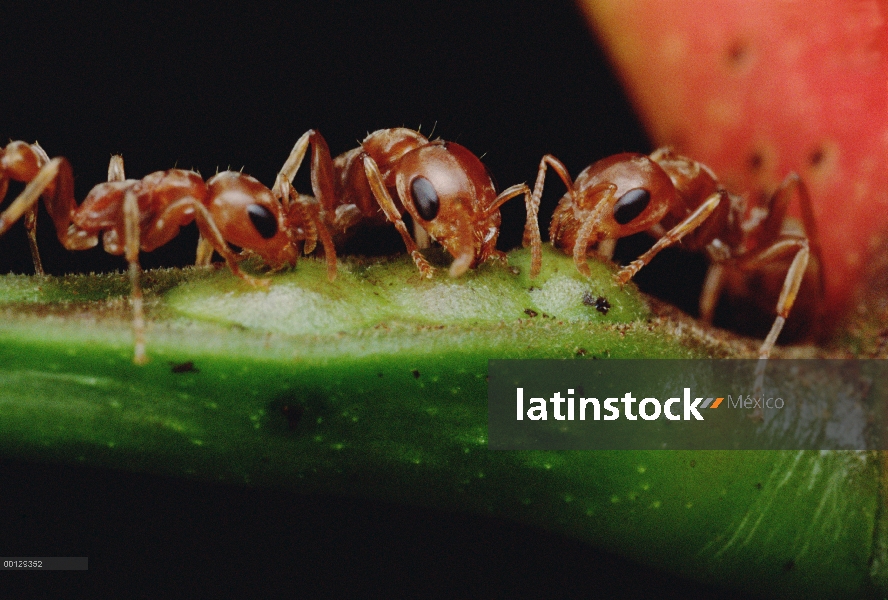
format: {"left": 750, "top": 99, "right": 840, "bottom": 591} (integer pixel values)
{"left": 271, "top": 128, "right": 543, "bottom": 278}
{"left": 531, "top": 148, "right": 824, "bottom": 411}
{"left": 0, "top": 146, "right": 336, "bottom": 364}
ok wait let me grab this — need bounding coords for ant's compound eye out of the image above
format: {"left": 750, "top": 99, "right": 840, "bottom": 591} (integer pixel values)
{"left": 410, "top": 177, "right": 440, "bottom": 221}
{"left": 613, "top": 188, "right": 651, "bottom": 225}
{"left": 247, "top": 204, "right": 278, "bottom": 239}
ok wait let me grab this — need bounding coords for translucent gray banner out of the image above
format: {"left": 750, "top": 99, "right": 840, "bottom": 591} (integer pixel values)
{"left": 487, "top": 360, "right": 888, "bottom": 450}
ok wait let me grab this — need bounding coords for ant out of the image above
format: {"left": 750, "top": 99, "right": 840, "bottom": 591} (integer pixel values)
{"left": 0, "top": 140, "right": 61, "bottom": 274}
{"left": 0, "top": 144, "right": 336, "bottom": 364}
{"left": 271, "top": 127, "right": 543, "bottom": 278}
{"left": 530, "top": 148, "right": 824, "bottom": 417}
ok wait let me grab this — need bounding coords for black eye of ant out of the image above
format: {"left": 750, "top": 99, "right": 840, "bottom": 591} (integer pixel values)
{"left": 410, "top": 177, "right": 440, "bottom": 221}
{"left": 613, "top": 188, "right": 651, "bottom": 225}
{"left": 247, "top": 204, "right": 278, "bottom": 239}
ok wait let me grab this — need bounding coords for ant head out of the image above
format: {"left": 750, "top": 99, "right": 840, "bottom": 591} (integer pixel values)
{"left": 394, "top": 141, "right": 499, "bottom": 276}
{"left": 572, "top": 153, "right": 678, "bottom": 242}
{"left": 207, "top": 171, "right": 297, "bottom": 268}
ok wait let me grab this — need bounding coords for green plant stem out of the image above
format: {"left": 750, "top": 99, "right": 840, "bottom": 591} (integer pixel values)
{"left": 0, "top": 246, "right": 882, "bottom": 598}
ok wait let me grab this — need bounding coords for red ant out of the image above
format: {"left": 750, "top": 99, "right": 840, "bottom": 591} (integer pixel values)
{"left": 0, "top": 140, "right": 61, "bottom": 274}
{"left": 0, "top": 143, "right": 336, "bottom": 364}
{"left": 530, "top": 148, "right": 824, "bottom": 416}
{"left": 271, "top": 127, "right": 543, "bottom": 278}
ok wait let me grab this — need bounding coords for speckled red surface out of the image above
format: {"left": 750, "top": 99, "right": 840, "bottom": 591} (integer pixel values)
{"left": 581, "top": 0, "right": 888, "bottom": 317}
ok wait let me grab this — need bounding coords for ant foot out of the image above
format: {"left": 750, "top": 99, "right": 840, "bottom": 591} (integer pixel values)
{"left": 411, "top": 251, "right": 435, "bottom": 279}
{"left": 614, "top": 261, "right": 642, "bottom": 285}
{"left": 235, "top": 270, "right": 272, "bottom": 289}
{"left": 133, "top": 349, "right": 149, "bottom": 366}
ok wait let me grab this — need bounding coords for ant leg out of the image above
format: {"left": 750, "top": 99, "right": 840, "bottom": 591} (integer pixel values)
{"left": 740, "top": 237, "right": 811, "bottom": 358}
{"left": 290, "top": 191, "right": 337, "bottom": 282}
{"left": 612, "top": 224, "right": 668, "bottom": 263}
{"left": 272, "top": 130, "right": 337, "bottom": 214}
{"left": 123, "top": 189, "right": 147, "bottom": 365}
{"left": 698, "top": 263, "right": 726, "bottom": 323}
{"left": 30, "top": 142, "right": 50, "bottom": 164}
{"left": 23, "top": 143, "right": 52, "bottom": 275}
{"left": 530, "top": 155, "right": 576, "bottom": 212}
{"left": 526, "top": 156, "right": 575, "bottom": 270}
{"left": 271, "top": 131, "right": 341, "bottom": 271}
{"left": 0, "top": 158, "right": 64, "bottom": 238}
{"left": 272, "top": 131, "right": 310, "bottom": 209}
{"left": 192, "top": 166, "right": 213, "bottom": 269}
{"left": 180, "top": 162, "right": 219, "bottom": 268}
{"left": 1, "top": 154, "right": 90, "bottom": 269}
{"left": 363, "top": 154, "right": 434, "bottom": 278}
{"left": 739, "top": 237, "right": 810, "bottom": 420}
{"left": 489, "top": 183, "right": 541, "bottom": 277}
{"left": 313, "top": 209, "right": 337, "bottom": 282}
{"left": 195, "top": 236, "right": 214, "bottom": 267}
{"left": 615, "top": 191, "right": 723, "bottom": 285}
{"left": 292, "top": 193, "right": 320, "bottom": 254}
{"left": 23, "top": 208, "right": 43, "bottom": 275}
{"left": 571, "top": 206, "right": 609, "bottom": 278}
{"left": 0, "top": 142, "right": 51, "bottom": 274}
{"left": 752, "top": 173, "right": 825, "bottom": 299}
{"left": 567, "top": 185, "right": 624, "bottom": 278}
{"left": 161, "top": 197, "right": 271, "bottom": 289}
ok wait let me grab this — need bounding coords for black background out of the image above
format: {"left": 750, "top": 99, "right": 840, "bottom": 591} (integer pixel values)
{"left": 0, "top": 1, "right": 739, "bottom": 598}
{"left": 1, "top": 0, "right": 650, "bottom": 275}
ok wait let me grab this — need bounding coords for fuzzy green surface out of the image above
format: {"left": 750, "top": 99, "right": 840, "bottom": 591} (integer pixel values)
{"left": 0, "top": 246, "right": 881, "bottom": 598}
